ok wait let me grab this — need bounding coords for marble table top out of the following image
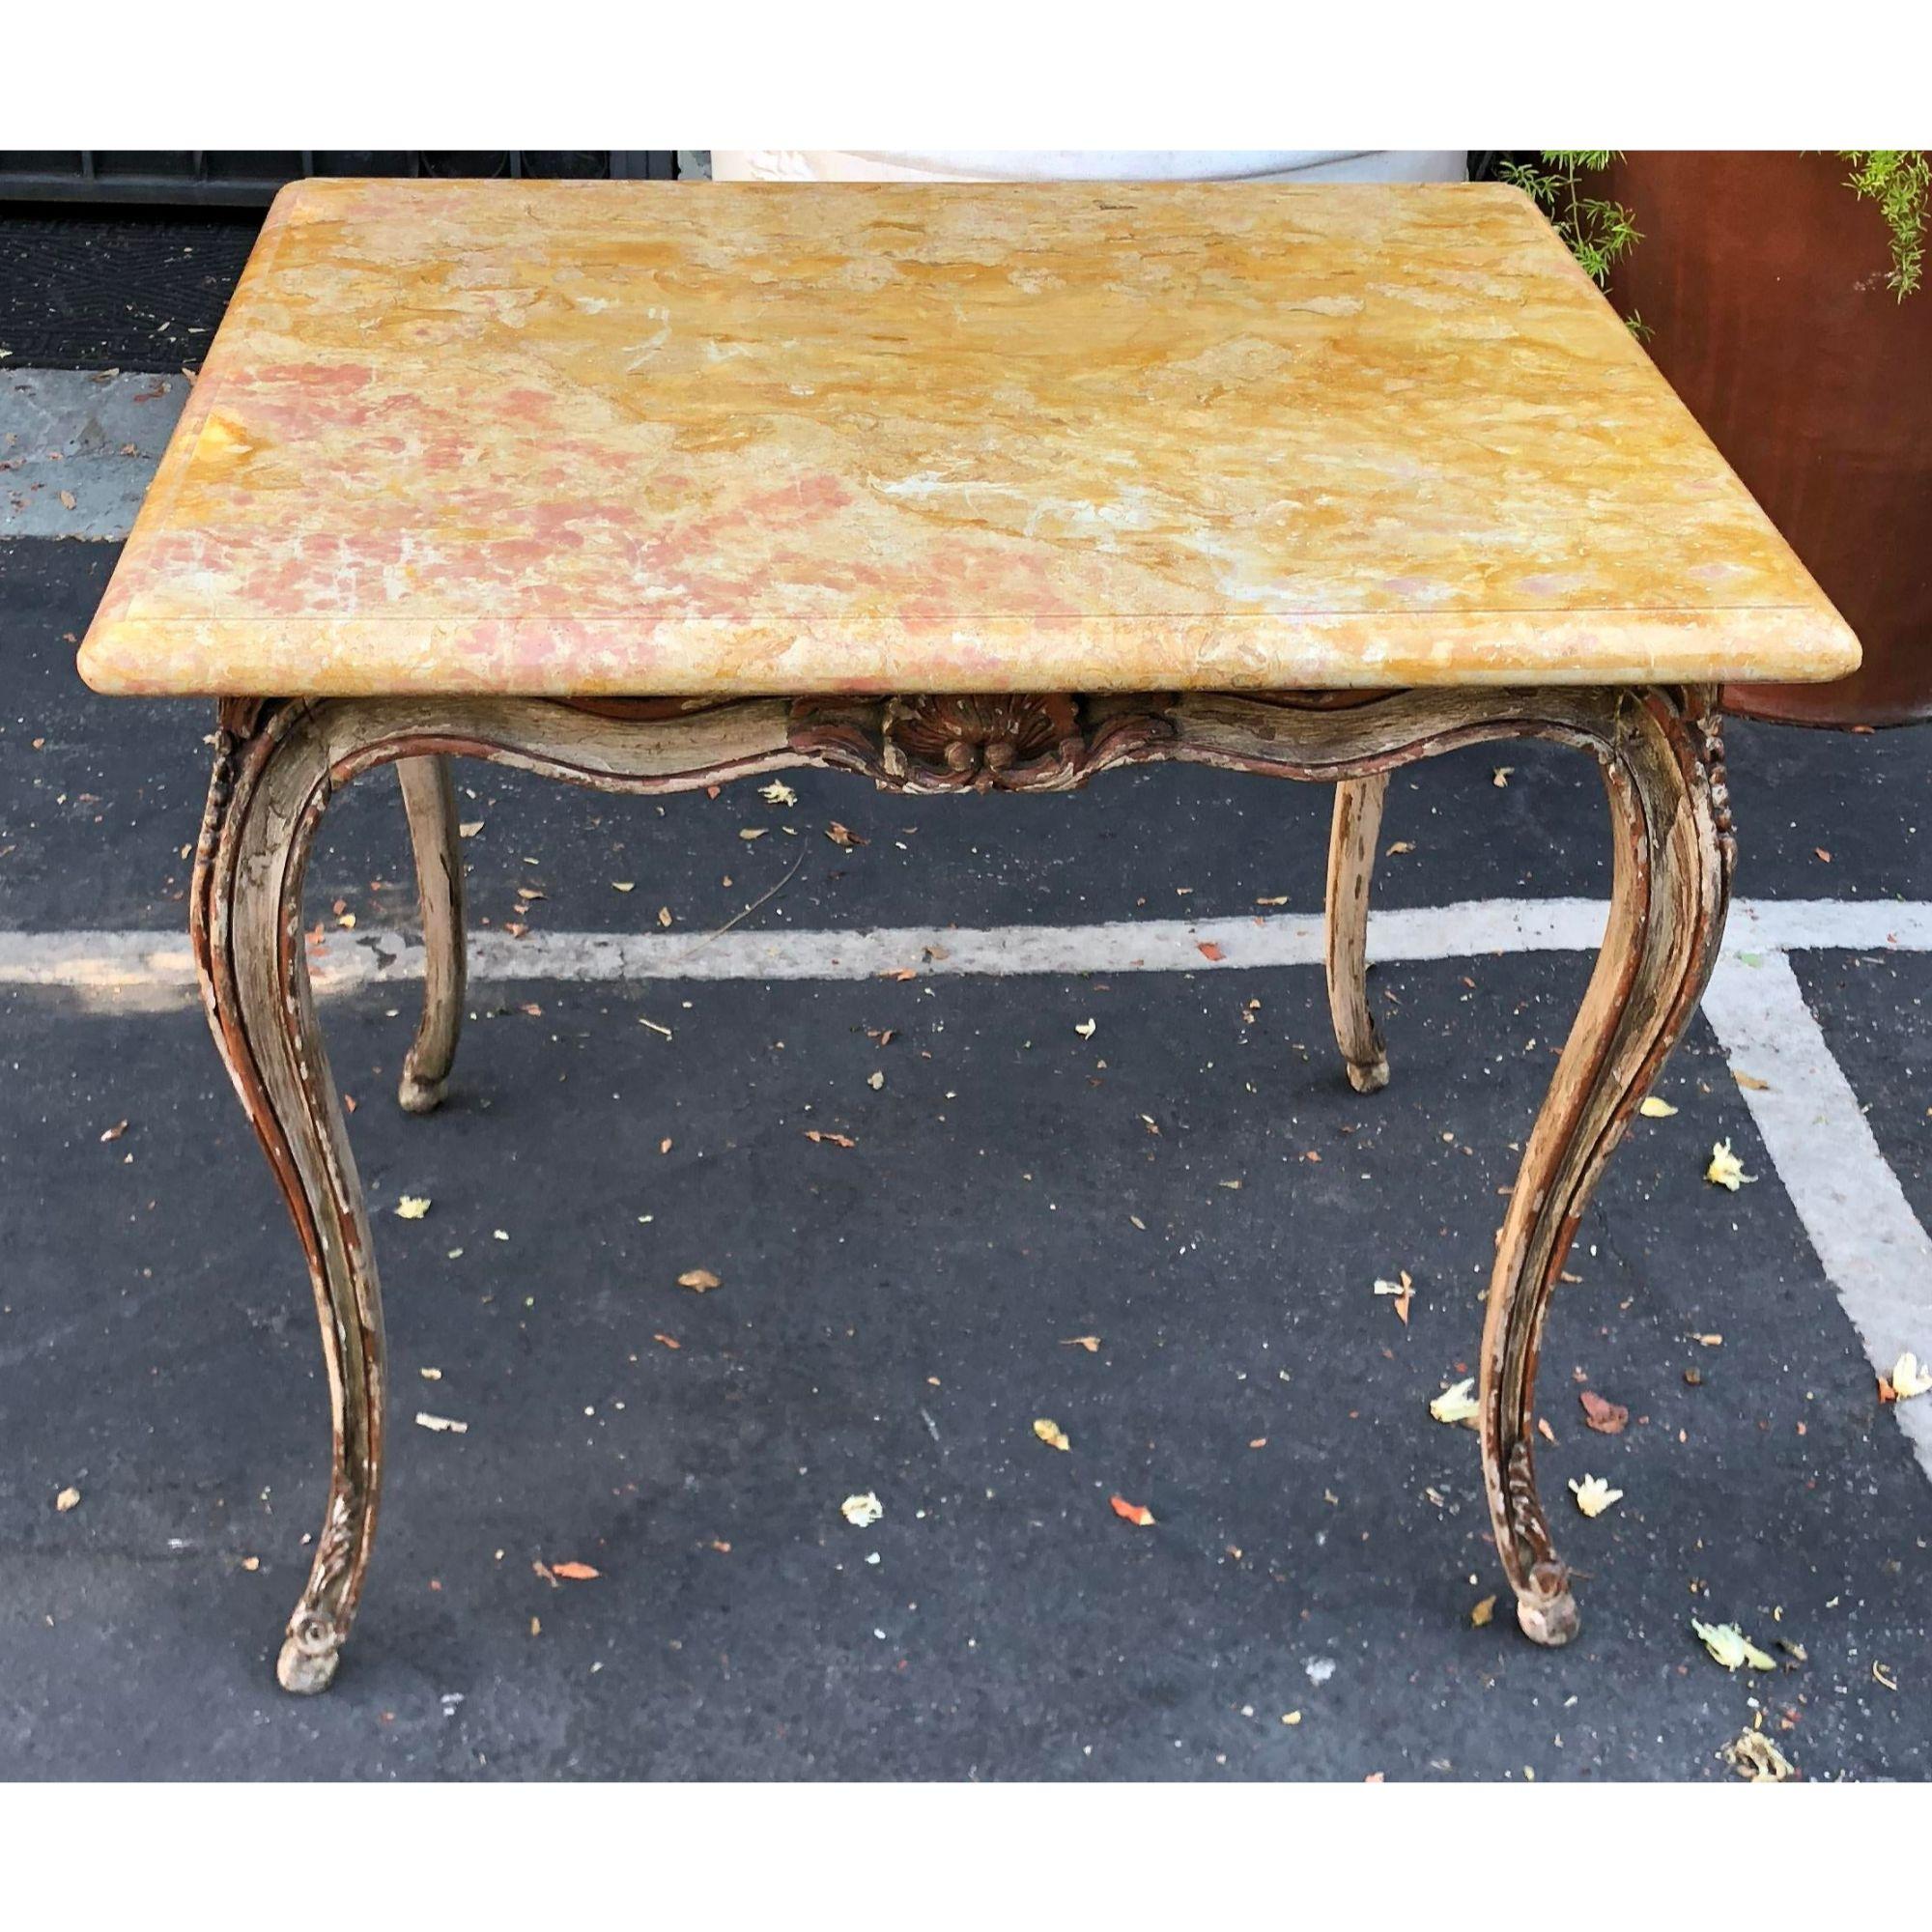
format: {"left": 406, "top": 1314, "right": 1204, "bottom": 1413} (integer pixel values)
{"left": 78, "top": 179, "right": 1859, "bottom": 699}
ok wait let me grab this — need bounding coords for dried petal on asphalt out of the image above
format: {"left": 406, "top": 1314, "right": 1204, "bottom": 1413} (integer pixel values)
{"left": 1706, "top": 1141, "right": 1754, "bottom": 1191}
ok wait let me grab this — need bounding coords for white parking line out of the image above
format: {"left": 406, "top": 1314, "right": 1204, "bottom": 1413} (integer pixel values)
{"left": 4, "top": 895, "right": 1928, "bottom": 1476}
{"left": 7, "top": 895, "right": 1931, "bottom": 996}
{"left": 1701, "top": 953, "right": 1932, "bottom": 1473}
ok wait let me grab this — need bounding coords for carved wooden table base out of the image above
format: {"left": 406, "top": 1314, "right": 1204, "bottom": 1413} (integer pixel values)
{"left": 190, "top": 685, "right": 1731, "bottom": 1691}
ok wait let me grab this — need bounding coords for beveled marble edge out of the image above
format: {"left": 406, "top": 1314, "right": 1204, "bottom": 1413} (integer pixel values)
{"left": 78, "top": 604, "right": 1857, "bottom": 699}
{"left": 79, "top": 178, "right": 1861, "bottom": 700}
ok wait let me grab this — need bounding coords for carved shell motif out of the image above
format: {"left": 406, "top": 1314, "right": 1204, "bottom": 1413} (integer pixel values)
{"left": 882, "top": 695, "right": 1082, "bottom": 791}
{"left": 789, "top": 694, "right": 1174, "bottom": 794}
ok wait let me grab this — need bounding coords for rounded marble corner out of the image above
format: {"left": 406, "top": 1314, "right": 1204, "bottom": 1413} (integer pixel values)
{"left": 73, "top": 628, "right": 122, "bottom": 697}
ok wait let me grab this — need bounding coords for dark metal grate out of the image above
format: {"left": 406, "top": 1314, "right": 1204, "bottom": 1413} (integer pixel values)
{"left": 0, "top": 151, "right": 679, "bottom": 208}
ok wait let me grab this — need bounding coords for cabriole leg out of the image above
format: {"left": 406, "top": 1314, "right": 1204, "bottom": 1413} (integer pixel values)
{"left": 1482, "top": 694, "right": 1730, "bottom": 1644}
{"left": 192, "top": 700, "right": 385, "bottom": 1693}
{"left": 1171, "top": 684, "right": 1733, "bottom": 1643}
{"left": 395, "top": 754, "right": 467, "bottom": 1114}
{"left": 186, "top": 694, "right": 799, "bottom": 1689}
{"left": 1324, "top": 772, "right": 1390, "bottom": 1093}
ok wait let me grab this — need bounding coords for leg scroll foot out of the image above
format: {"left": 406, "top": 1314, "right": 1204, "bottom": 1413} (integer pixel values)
{"left": 397, "top": 1068, "right": 448, "bottom": 1115}
{"left": 277, "top": 1619, "right": 345, "bottom": 1694}
{"left": 1345, "top": 1052, "right": 1390, "bottom": 1095}
{"left": 1516, "top": 1587, "right": 1580, "bottom": 1648}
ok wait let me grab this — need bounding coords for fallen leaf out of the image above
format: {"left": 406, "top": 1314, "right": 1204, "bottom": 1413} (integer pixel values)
{"left": 1638, "top": 1096, "right": 1678, "bottom": 1119}
{"left": 840, "top": 1492, "right": 884, "bottom": 1527}
{"left": 1061, "top": 1335, "right": 1101, "bottom": 1352}
{"left": 413, "top": 1412, "right": 469, "bottom": 1434}
{"left": 1373, "top": 1270, "right": 1414, "bottom": 1325}
{"left": 1110, "top": 1494, "right": 1155, "bottom": 1527}
{"left": 1732, "top": 1069, "right": 1771, "bottom": 1092}
{"left": 1692, "top": 1618, "right": 1776, "bottom": 1671}
{"left": 1579, "top": 1389, "right": 1629, "bottom": 1435}
{"left": 99, "top": 1120, "right": 128, "bottom": 1142}
{"left": 805, "top": 1129, "right": 857, "bottom": 1149}
{"left": 611, "top": 881, "right": 635, "bottom": 892}
{"left": 760, "top": 780, "right": 799, "bottom": 807}
{"left": 1470, "top": 1594, "right": 1497, "bottom": 1628}
{"left": 1033, "top": 1418, "right": 1071, "bottom": 1453}
{"left": 867, "top": 1069, "right": 885, "bottom": 1090}
{"left": 59, "top": 488, "right": 77, "bottom": 510}
{"left": 1492, "top": 766, "right": 1513, "bottom": 787}
{"left": 824, "top": 821, "right": 867, "bottom": 848}
{"left": 1197, "top": 941, "right": 1226, "bottom": 962}
{"left": 56, "top": 1486, "right": 81, "bottom": 1513}
{"left": 1724, "top": 1730, "right": 1795, "bottom": 1782}
{"left": 550, "top": 1560, "right": 600, "bottom": 1580}
{"left": 458, "top": 820, "right": 484, "bottom": 838}
{"left": 1569, "top": 1474, "right": 1623, "bottom": 1517}
{"left": 1889, "top": 1351, "right": 1932, "bottom": 1401}
{"left": 677, "top": 1268, "right": 721, "bottom": 1293}
{"left": 1706, "top": 1140, "right": 1755, "bottom": 1191}
{"left": 657, "top": 906, "right": 672, "bottom": 927}
{"left": 1074, "top": 1018, "right": 1098, "bottom": 1040}
{"left": 738, "top": 827, "right": 766, "bottom": 840}
{"left": 1429, "top": 1377, "right": 1480, "bottom": 1428}
{"left": 395, "top": 1196, "right": 431, "bottom": 1219}
{"left": 1386, "top": 840, "right": 1415, "bottom": 856}
{"left": 1815, "top": 847, "right": 1832, "bottom": 864}
{"left": 652, "top": 1333, "right": 680, "bottom": 1350}
{"left": 1281, "top": 1710, "right": 1302, "bottom": 1726}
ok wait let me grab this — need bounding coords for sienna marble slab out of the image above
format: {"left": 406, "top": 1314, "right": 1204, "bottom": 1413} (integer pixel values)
{"left": 77, "top": 179, "right": 1859, "bottom": 699}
